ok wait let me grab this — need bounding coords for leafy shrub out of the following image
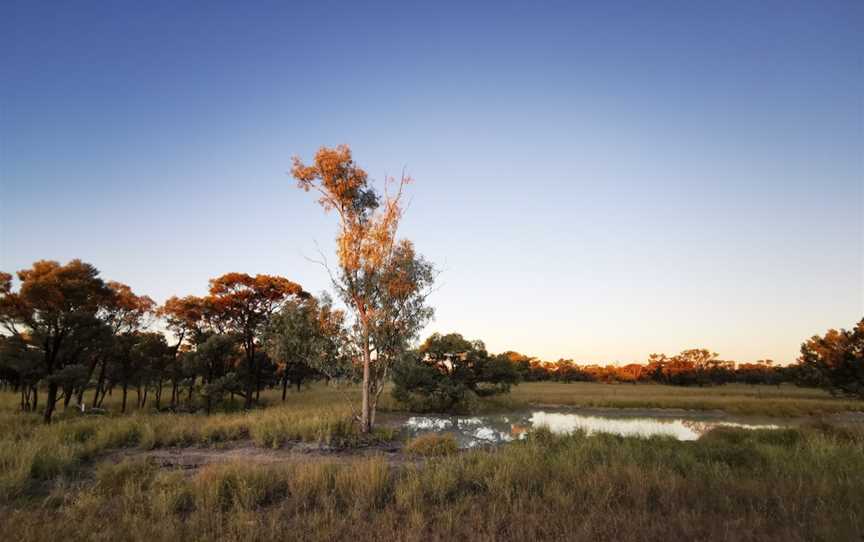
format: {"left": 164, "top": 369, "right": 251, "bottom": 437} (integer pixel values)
{"left": 392, "top": 333, "right": 520, "bottom": 413}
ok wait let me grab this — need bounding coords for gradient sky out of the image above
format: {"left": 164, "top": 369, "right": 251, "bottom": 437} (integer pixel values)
{"left": 2, "top": 1, "right": 862, "bottom": 364}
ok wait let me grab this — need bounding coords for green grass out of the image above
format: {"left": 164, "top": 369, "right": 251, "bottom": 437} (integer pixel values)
{"left": 3, "top": 424, "right": 863, "bottom": 541}
{"left": 1, "top": 381, "right": 860, "bottom": 501}
{"left": 0, "top": 381, "right": 363, "bottom": 416}
{"left": 505, "top": 381, "right": 864, "bottom": 417}
{"left": 0, "top": 385, "right": 389, "bottom": 502}
{"left": 3, "top": 381, "right": 858, "bottom": 420}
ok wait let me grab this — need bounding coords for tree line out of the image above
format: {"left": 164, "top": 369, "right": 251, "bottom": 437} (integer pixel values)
{"left": 0, "top": 258, "right": 861, "bottom": 424}
{"left": 512, "top": 325, "right": 863, "bottom": 396}
{"left": 0, "top": 261, "right": 349, "bottom": 422}
{"left": 503, "top": 350, "right": 791, "bottom": 386}
{"left": 1, "top": 145, "right": 861, "bottom": 426}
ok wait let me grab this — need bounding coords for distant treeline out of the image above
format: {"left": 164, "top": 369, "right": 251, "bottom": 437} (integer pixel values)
{"left": 501, "top": 350, "right": 793, "bottom": 386}
{"left": 498, "top": 321, "right": 864, "bottom": 396}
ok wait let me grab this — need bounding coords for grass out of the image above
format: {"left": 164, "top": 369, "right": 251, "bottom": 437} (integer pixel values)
{"left": 2, "top": 424, "right": 863, "bottom": 541}
{"left": 504, "top": 381, "right": 864, "bottom": 417}
{"left": 404, "top": 433, "right": 459, "bottom": 457}
{"left": 0, "top": 385, "right": 390, "bottom": 502}
{"left": 1, "top": 381, "right": 860, "bottom": 501}
{"left": 0, "top": 382, "right": 861, "bottom": 540}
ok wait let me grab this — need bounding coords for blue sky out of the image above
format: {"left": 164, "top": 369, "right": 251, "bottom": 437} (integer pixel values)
{"left": 2, "top": 1, "right": 862, "bottom": 363}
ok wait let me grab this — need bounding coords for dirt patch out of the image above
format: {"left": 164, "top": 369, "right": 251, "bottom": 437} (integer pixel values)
{"left": 826, "top": 410, "right": 864, "bottom": 424}
{"left": 105, "top": 440, "right": 421, "bottom": 471}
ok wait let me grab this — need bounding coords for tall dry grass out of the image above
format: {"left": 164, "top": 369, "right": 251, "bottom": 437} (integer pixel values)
{"left": 0, "top": 386, "right": 389, "bottom": 501}
{"left": 3, "top": 424, "right": 863, "bottom": 541}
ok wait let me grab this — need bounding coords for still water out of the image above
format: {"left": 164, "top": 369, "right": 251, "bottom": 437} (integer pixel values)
{"left": 400, "top": 410, "right": 785, "bottom": 448}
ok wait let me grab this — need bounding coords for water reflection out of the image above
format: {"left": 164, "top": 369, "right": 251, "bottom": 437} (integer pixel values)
{"left": 401, "top": 410, "right": 783, "bottom": 448}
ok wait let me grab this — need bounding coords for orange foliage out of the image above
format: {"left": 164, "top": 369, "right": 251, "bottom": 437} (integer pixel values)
{"left": 292, "top": 144, "right": 409, "bottom": 275}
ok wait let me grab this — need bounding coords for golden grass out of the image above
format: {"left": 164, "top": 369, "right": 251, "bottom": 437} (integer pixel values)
{"left": 0, "top": 385, "right": 388, "bottom": 501}
{"left": 403, "top": 433, "right": 459, "bottom": 457}
{"left": 1, "top": 382, "right": 862, "bottom": 540}
{"left": 3, "top": 424, "right": 863, "bottom": 541}
{"left": 505, "top": 382, "right": 863, "bottom": 417}
{"left": 2, "top": 380, "right": 859, "bottom": 501}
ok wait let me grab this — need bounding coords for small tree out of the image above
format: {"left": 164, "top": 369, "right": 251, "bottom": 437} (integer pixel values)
{"left": 91, "top": 281, "right": 155, "bottom": 407}
{"left": 157, "top": 295, "right": 206, "bottom": 407}
{"left": 500, "top": 351, "right": 534, "bottom": 381}
{"left": 0, "top": 261, "right": 112, "bottom": 423}
{"left": 675, "top": 349, "right": 720, "bottom": 387}
{"left": 204, "top": 273, "right": 307, "bottom": 409}
{"left": 130, "top": 332, "right": 172, "bottom": 409}
{"left": 392, "top": 333, "right": 520, "bottom": 412}
{"left": 798, "top": 318, "right": 864, "bottom": 399}
{"left": 193, "top": 333, "right": 239, "bottom": 413}
{"left": 292, "top": 145, "right": 435, "bottom": 432}
{"left": 263, "top": 295, "right": 345, "bottom": 400}
{"left": 0, "top": 334, "right": 42, "bottom": 410}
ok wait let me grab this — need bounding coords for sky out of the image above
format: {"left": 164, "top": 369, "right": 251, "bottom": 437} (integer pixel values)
{"left": 1, "top": 1, "right": 862, "bottom": 364}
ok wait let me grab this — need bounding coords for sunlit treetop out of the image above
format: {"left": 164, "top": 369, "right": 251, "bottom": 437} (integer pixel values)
{"left": 1, "top": 260, "right": 112, "bottom": 331}
{"left": 204, "top": 272, "right": 308, "bottom": 337}
{"left": 0, "top": 272, "right": 12, "bottom": 295}
{"left": 102, "top": 281, "right": 155, "bottom": 334}
{"left": 292, "top": 144, "right": 411, "bottom": 274}
{"left": 292, "top": 144, "right": 378, "bottom": 219}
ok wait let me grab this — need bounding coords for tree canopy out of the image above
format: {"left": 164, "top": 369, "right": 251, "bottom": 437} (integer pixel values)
{"left": 0, "top": 260, "right": 113, "bottom": 422}
{"left": 798, "top": 318, "right": 864, "bottom": 399}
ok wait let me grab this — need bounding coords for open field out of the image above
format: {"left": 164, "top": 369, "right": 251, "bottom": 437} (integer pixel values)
{"left": 506, "top": 382, "right": 864, "bottom": 417}
{"left": 1, "top": 383, "right": 862, "bottom": 541}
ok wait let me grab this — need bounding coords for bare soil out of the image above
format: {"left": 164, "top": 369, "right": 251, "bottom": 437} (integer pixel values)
{"left": 104, "top": 439, "right": 420, "bottom": 471}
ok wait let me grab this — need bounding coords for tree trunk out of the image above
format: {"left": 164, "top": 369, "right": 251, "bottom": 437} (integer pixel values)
{"left": 80, "top": 357, "right": 99, "bottom": 406}
{"left": 282, "top": 374, "right": 288, "bottom": 401}
{"left": 171, "top": 379, "right": 178, "bottom": 407}
{"left": 121, "top": 382, "right": 129, "bottom": 414}
{"left": 92, "top": 360, "right": 107, "bottom": 408}
{"left": 244, "top": 343, "right": 256, "bottom": 410}
{"left": 155, "top": 379, "right": 163, "bottom": 409}
{"left": 97, "top": 385, "right": 109, "bottom": 408}
{"left": 43, "top": 382, "right": 58, "bottom": 423}
{"left": 360, "top": 339, "right": 372, "bottom": 434}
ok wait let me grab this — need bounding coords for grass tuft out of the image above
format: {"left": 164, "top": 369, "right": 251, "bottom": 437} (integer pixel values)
{"left": 404, "top": 433, "right": 459, "bottom": 457}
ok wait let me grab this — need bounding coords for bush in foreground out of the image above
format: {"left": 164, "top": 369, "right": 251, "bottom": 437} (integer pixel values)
{"left": 403, "top": 433, "right": 459, "bottom": 457}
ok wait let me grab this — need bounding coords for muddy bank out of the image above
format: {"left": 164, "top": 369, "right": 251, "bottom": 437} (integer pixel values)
{"left": 105, "top": 439, "right": 419, "bottom": 471}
